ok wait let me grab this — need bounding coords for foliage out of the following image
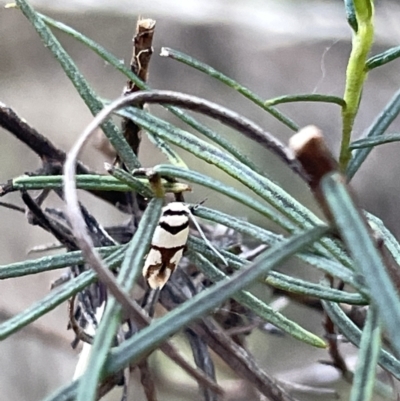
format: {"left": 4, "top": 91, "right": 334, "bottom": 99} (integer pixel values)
{"left": 1, "top": 0, "right": 400, "bottom": 400}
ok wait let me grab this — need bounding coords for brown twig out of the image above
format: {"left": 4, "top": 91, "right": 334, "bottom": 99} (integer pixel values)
{"left": 0, "top": 103, "right": 132, "bottom": 211}
{"left": 21, "top": 190, "right": 78, "bottom": 250}
{"left": 138, "top": 359, "right": 158, "bottom": 401}
{"left": 121, "top": 18, "right": 155, "bottom": 157}
{"left": 68, "top": 295, "right": 94, "bottom": 345}
{"left": 192, "top": 318, "right": 298, "bottom": 401}
{"left": 185, "top": 327, "right": 218, "bottom": 401}
{"left": 97, "top": 18, "right": 155, "bottom": 161}
{"left": 321, "top": 279, "right": 350, "bottom": 380}
{"left": 0, "top": 200, "right": 25, "bottom": 213}
{"left": 289, "top": 127, "right": 350, "bottom": 379}
{"left": 97, "top": 374, "right": 125, "bottom": 400}
{"left": 0, "top": 102, "right": 67, "bottom": 163}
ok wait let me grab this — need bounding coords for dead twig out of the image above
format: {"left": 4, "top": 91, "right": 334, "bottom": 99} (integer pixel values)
{"left": 121, "top": 18, "right": 155, "bottom": 157}
{"left": 0, "top": 103, "right": 132, "bottom": 211}
{"left": 68, "top": 295, "right": 94, "bottom": 345}
{"left": 138, "top": 359, "right": 158, "bottom": 401}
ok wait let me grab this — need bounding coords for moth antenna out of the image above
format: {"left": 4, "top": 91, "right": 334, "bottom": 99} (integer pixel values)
{"left": 188, "top": 209, "right": 228, "bottom": 266}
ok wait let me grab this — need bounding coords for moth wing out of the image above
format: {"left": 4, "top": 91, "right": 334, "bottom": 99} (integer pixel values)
{"left": 151, "top": 224, "right": 189, "bottom": 248}
{"left": 147, "top": 267, "right": 173, "bottom": 290}
{"left": 170, "top": 248, "right": 184, "bottom": 267}
{"left": 142, "top": 248, "right": 162, "bottom": 279}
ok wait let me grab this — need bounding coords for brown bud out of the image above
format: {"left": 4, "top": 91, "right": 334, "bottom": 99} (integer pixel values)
{"left": 289, "top": 126, "right": 339, "bottom": 222}
{"left": 289, "top": 125, "right": 338, "bottom": 191}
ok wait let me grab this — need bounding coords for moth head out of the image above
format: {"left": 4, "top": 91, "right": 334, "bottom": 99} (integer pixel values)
{"left": 162, "top": 202, "right": 191, "bottom": 215}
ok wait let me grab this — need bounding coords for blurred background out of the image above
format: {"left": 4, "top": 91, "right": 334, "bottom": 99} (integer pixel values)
{"left": 0, "top": 0, "right": 400, "bottom": 400}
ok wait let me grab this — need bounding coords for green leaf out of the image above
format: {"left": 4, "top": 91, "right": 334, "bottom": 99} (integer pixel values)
{"left": 43, "top": 226, "right": 328, "bottom": 401}
{"left": 11, "top": 173, "right": 188, "bottom": 197}
{"left": 43, "top": 382, "right": 78, "bottom": 401}
{"left": 366, "top": 212, "right": 400, "bottom": 268}
{"left": 265, "top": 274, "right": 367, "bottom": 305}
{"left": 105, "top": 226, "right": 328, "bottom": 374}
{"left": 321, "top": 172, "right": 400, "bottom": 355}
{"left": 41, "top": 14, "right": 258, "bottom": 171}
{"left": 154, "top": 165, "right": 292, "bottom": 228}
{"left": 264, "top": 94, "right": 345, "bottom": 108}
{"left": 122, "top": 109, "right": 316, "bottom": 228}
{"left": 105, "top": 166, "right": 187, "bottom": 197}
{"left": 191, "top": 205, "right": 361, "bottom": 294}
{"left": 344, "top": 0, "right": 358, "bottom": 32}
{"left": 322, "top": 300, "right": 400, "bottom": 379}
{"left": 120, "top": 109, "right": 350, "bottom": 268}
{"left": 12, "top": 175, "right": 136, "bottom": 192}
{"left": 347, "top": 89, "right": 400, "bottom": 180}
{"left": 349, "top": 133, "right": 400, "bottom": 149}
{"left": 164, "top": 109, "right": 263, "bottom": 174}
{"left": 15, "top": 0, "right": 139, "bottom": 170}
{"left": 0, "top": 248, "right": 124, "bottom": 340}
{"left": 366, "top": 45, "right": 400, "bottom": 70}
{"left": 349, "top": 304, "right": 381, "bottom": 401}
{"left": 188, "top": 235, "right": 365, "bottom": 300}
{"left": 39, "top": 13, "right": 144, "bottom": 87}
{"left": 146, "top": 133, "right": 188, "bottom": 167}
{"left": 0, "top": 246, "right": 118, "bottom": 279}
{"left": 160, "top": 47, "right": 299, "bottom": 131}
{"left": 191, "top": 252, "right": 327, "bottom": 348}
{"left": 0, "top": 270, "right": 93, "bottom": 340}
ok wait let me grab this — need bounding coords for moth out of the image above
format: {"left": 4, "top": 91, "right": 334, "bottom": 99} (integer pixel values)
{"left": 142, "top": 202, "right": 226, "bottom": 289}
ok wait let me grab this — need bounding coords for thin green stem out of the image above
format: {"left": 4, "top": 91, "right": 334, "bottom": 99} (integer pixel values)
{"left": 161, "top": 47, "right": 299, "bottom": 131}
{"left": 264, "top": 94, "right": 345, "bottom": 108}
{"left": 350, "top": 133, "right": 400, "bottom": 149}
{"left": 340, "top": 0, "right": 374, "bottom": 171}
{"left": 9, "top": 174, "right": 189, "bottom": 196}
{"left": 366, "top": 45, "right": 400, "bottom": 70}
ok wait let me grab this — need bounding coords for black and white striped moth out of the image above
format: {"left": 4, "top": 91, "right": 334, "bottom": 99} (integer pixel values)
{"left": 142, "top": 202, "right": 227, "bottom": 289}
